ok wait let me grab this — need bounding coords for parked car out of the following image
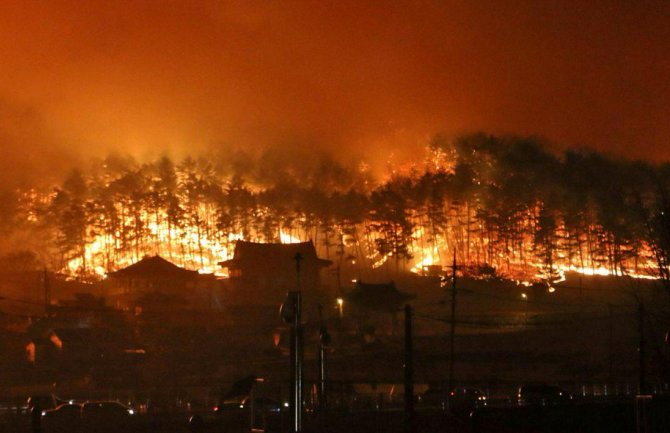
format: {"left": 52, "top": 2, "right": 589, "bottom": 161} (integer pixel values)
{"left": 448, "top": 387, "right": 487, "bottom": 416}
{"left": 418, "top": 387, "right": 487, "bottom": 415}
{"left": 215, "top": 397, "right": 285, "bottom": 432}
{"left": 239, "top": 397, "right": 283, "bottom": 413}
{"left": 515, "top": 384, "right": 572, "bottom": 406}
{"left": 27, "top": 395, "right": 57, "bottom": 412}
{"left": 418, "top": 388, "right": 448, "bottom": 409}
{"left": 80, "top": 401, "right": 133, "bottom": 432}
{"left": 41, "top": 403, "right": 82, "bottom": 433}
{"left": 241, "top": 397, "right": 284, "bottom": 431}
{"left": 215, "top": 397, "right": 283, "bottom": 414}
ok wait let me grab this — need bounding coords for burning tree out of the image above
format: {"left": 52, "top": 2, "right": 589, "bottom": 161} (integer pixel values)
{"left": 49, "top": 170, "right": 89, "bottom": 273}
{"left": 637, "top": 164, "right": 670, "bottom": 297}
{"left": 2, "top": 134, "right": 666, "bottom": 283}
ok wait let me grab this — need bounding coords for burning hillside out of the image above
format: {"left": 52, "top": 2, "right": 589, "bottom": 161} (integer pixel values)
{"left": 2, "top": 134, "right": 669, "bottom": 285}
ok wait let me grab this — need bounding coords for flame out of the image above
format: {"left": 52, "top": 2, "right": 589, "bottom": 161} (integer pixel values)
{"left": 15, "top": 152, "right": 660, "bottom": 285}
{"left": 555, "top": 264, "right": 658, "bottom": 280}
{"left": 66, "top": 219, "right": 304, "bottom": 279}
{"left": 409, "top": 227, "right": 444, "bottom": 274}
{"left": 411, "top": 252, "right": 435, "bottom": 274}
{"left": 61, "top": 208, "right": 660, "bottom": 283}
{"left": 64, "top": 204, "right": 239, "bottom": 278}
{"left": 371, "top": 252, "right": 392, "bottom": 269}
{"left": 280, "top": 230, "right": 301, "bottom": 244}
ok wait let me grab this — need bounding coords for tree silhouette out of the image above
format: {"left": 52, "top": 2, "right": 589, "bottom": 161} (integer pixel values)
{"left": 12, "top": 133, "right": 670, "bottom": 283}
{"left": 49, "top": 170, "right": 90, "bottom": 275}
{"left": 369, "top": 178, "right": 415, "bottom": 272}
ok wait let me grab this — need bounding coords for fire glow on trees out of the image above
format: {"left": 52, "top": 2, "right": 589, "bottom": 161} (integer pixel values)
{"left": 8, "top": 135, "right": 667, "bottom": 283}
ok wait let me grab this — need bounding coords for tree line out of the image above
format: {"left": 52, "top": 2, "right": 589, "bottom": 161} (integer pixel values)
{"left": 5, "top": 133, "right": 670, "bottom": 293}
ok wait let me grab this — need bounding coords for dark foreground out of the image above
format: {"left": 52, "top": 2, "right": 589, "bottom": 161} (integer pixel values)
{"left": 2, "top": 397, "right": 669, "bottom": 433}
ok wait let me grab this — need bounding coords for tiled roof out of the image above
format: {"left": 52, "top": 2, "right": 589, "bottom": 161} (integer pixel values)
{"left": 108, "top": 255, "right": 198, "bottom": 279}
{"left": 219, "top": 241, "right": 332, "bottom": 268}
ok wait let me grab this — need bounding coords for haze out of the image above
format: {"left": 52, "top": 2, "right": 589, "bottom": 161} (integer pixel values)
{"left": 0, "top": 0, "right": 669, "bottom": 186}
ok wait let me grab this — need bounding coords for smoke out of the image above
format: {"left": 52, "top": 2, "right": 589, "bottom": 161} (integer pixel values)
{"left": 0, "top": 97, "right": 80, "bottom": 189}
{"left": 0, "top": 0, "right": 668, "bottom": 189}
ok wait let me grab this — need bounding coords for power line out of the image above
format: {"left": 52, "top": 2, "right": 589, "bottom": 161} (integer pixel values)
{"left": 450, "top": 289, "right": 633, "bottom": 309}
{"left": 413, "top": 311, "right": 635, "bottom": 329}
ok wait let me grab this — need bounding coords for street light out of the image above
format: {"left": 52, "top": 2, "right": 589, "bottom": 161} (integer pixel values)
{"left": 336, "top": 297, "right": 344, "bottom": 319}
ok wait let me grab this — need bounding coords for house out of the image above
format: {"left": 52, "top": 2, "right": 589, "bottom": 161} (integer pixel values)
{"left": 219, "top": 241, "right": 332, "bottom": 306}
{"left": 343, "top": 280, "right": 415, "bottom": 336}
{"left": 104, "top": 255, "right": 218, "bottom": 311}
{"left": 0, "top": 270, "right": 100, "bottom": 316}
{"left": 345, "top": 281, "right": 415, "bottom": 313}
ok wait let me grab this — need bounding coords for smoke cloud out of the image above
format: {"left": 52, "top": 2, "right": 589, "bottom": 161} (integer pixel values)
{"left": 0, "top": 0, "right": 669, "bottom": 187}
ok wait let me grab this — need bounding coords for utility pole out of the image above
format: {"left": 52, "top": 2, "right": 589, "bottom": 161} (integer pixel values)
{"left": 638, "top": 301, "right": 647, "bottom": 395}
{"left": 635, "top": 301, "right": 653, "bottom": 433}
{"left": 293, "top": 253, "right": 303, "bottom": 433}
{"left": 608, "top": 303, "right": 613, "bottom": 380}
{"left": 317, "top": 304, "right": 330, "bottom": 412}
{"left": 578, "top": 275, "right": 583, "bottom": 317}
{"left": 448, "top": 251, "right": 457, "bottom": 393}
{"left": 281, "top": 253, "right": 304, "bottom": 433}
{"left": 43, "top": 268, "right": 51, "bottom": 316}
{"left": 404, "top": 304, "right": 415, "bottom": 433}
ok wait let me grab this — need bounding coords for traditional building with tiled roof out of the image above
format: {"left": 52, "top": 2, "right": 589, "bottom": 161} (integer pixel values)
{"left": 219, "top": 241, "right": 332, "bottom": 305}
{"left": 105, "top": 255, "right": 216, "bottom": 311}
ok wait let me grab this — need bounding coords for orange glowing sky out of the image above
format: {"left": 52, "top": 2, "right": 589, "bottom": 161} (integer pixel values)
{"left": 0, "top": 1, "right": 669, "bottom": 186}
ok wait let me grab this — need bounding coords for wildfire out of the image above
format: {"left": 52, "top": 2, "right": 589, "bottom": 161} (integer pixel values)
{"left": 370, "top": 252, "right": 392, "bottom": 269}
{"left": 64, "top": 222, "right": 307, "bottom": 279}
{"left": 410, "top": 252, "right": 436, "bottom": 274}
{"left": 14, "top": 144, "right": 666, "bottom": 286}
{"left": 60, "top": 205, "right": 661, "bottom": 282}
{"left": 280, "top": 230, "right": 301, "bottom": 244}
{"left": 407, "top": 236, "right": 658, "bottom": 282}
{"left": 555, "top": 264, "right": 658, "bottom": 281}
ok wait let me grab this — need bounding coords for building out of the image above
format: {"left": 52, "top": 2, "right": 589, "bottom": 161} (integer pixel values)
{"left": 105, "top": 255, "right": 218, "bottom": 311}
{"left": 219, "top": 241, "right": 332, "bottom": 306}
{"left": 344, "top": 281, "right": 415, "bottom": 313}
{"left": 0, "top": 270, "right": 100, "bottom": 316}
{"left": 343, "top": 280, "right": 415, "bottom": 336}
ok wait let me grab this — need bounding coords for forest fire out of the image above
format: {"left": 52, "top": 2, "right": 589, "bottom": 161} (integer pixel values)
{"left": 3, "top": 135, "right": 668, "bottom": 286}
{"left": 2, "top": 5, "right": 670, "bottom": 433}
{"left": 64, "top": 216, "right": 240, "bottom": 278}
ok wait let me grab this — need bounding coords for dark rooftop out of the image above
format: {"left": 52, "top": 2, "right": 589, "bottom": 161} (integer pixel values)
{"left": 345, "top": 281, "right": 415, "bottom": 312}
{"left": 107, "top": 255, "right": 199, "bottom": 279}
{"left": 219, "top": 241, "right": 332, "bottom": 268}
